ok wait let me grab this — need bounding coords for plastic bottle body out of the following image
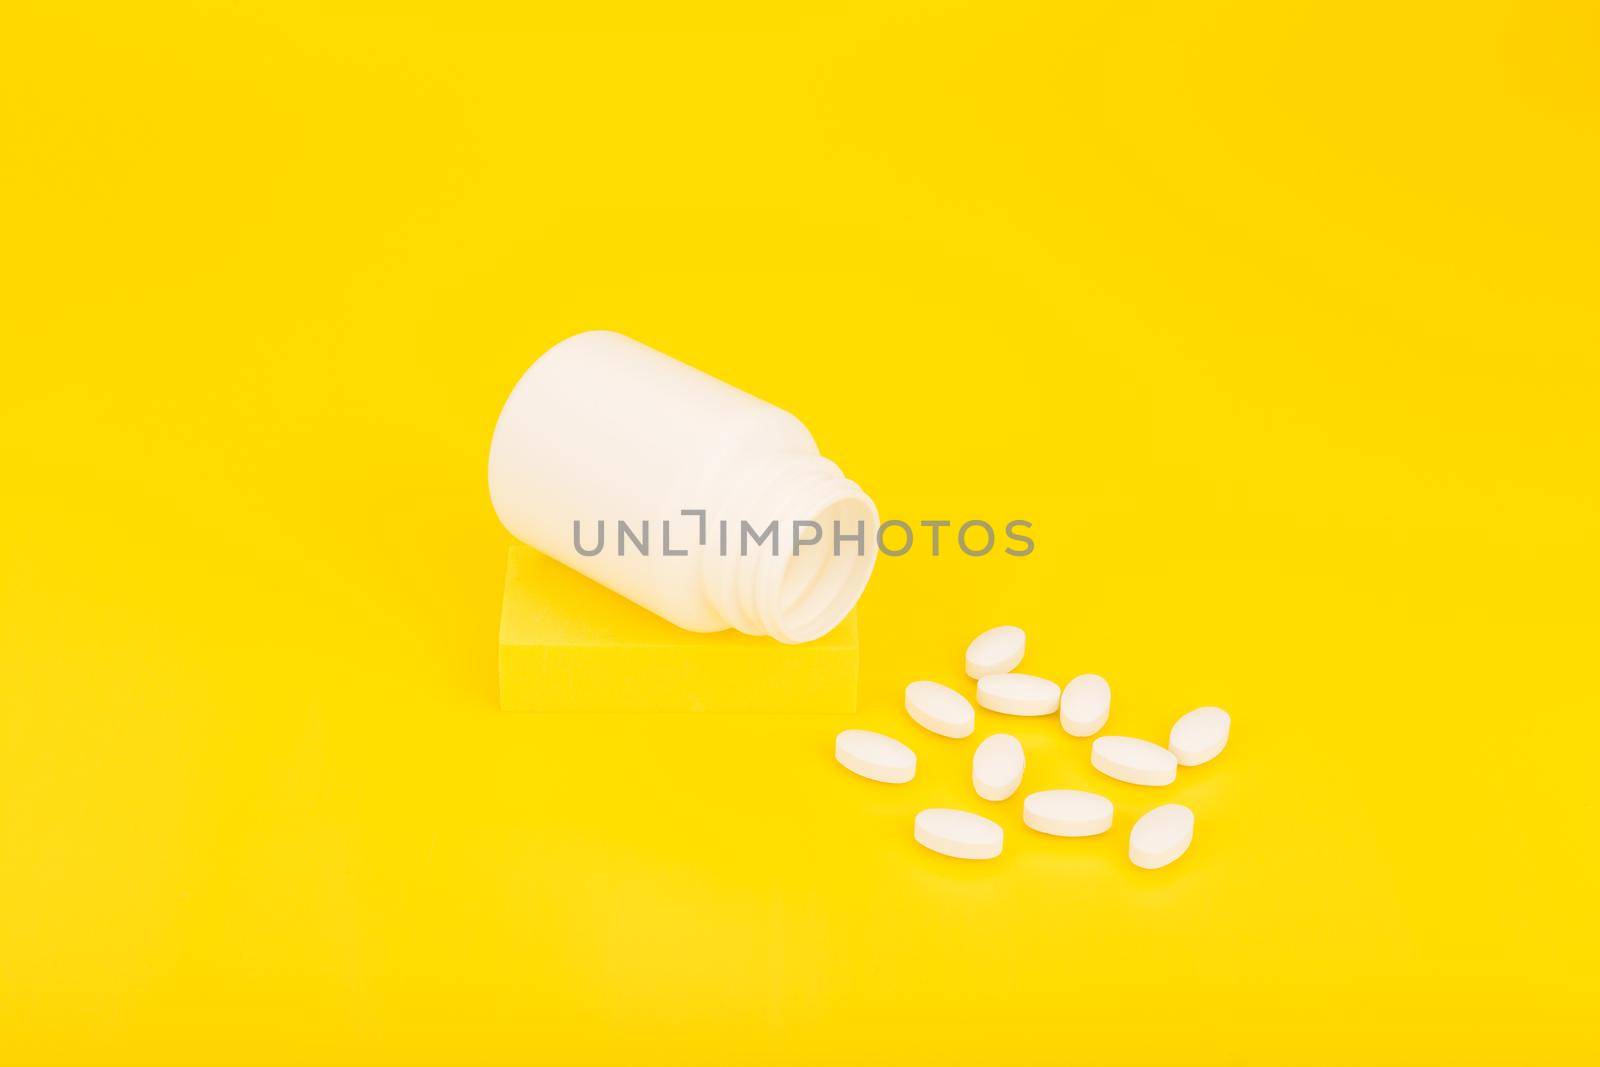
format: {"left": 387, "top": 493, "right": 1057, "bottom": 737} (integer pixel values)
{"left": 488, "top": 331, "right": 877, "bottom": 643}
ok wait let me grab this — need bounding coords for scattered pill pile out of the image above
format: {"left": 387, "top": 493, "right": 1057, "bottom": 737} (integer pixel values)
{"left": 834, "top": 625, "right": 1230, "bottom": 870}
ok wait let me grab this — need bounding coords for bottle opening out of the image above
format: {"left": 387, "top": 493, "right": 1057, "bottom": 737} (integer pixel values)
{"left": 768, "top": 494, "right": 877, "bottom": 643}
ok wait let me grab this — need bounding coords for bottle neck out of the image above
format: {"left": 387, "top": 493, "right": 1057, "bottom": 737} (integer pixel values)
{"left": 700, "top": 452, "right": 878, "bottom": 643}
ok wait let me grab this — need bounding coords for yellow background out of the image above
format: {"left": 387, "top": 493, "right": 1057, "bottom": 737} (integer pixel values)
{"left": 3, "top": 1, "right": 1597, "bottom": 1063}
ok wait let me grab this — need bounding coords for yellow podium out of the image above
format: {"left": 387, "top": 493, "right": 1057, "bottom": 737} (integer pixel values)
{"left": 498, "top": 545, "right": 860, "bottom": 713}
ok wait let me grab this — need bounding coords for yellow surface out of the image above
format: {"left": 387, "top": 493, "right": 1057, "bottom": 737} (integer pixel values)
{"left": 499, "top": 545, "right": 858, "bottom": 713}
{"left": 2, "top": 1, "right": 1597, "bottom": 1063}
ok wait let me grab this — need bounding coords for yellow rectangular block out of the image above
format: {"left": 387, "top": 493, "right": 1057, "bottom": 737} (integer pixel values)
{"left": 498, "top": 545, "right": 859, "bottom": 713}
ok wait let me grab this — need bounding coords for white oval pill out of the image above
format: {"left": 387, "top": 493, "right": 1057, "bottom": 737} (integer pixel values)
{"left": 1022, "top": 790, "right": 1114, "bottom": 837}
{"left": 1060, "top": 673, "right": 1111, "bottom": 736}
{"left": 834, "top": 730, "right": 916, "bottom": 784}
{"left": 976, "top": 673, "right": 1061, "bottom": 716}
{"left": 1091, "top": 736, "right": 1178, "bottom": 786}
{"left": 972, "top": 734, "right": 1025, "bottom": 801}
{"left": 904, "top": 680, "right": 976, "bottom": 739}
{"left": 965, "top": 625, "right": 1025, "bottom": 679}
{"left": 1129, "top": 804, "right": 1194, "bottom": 869}
{"left": 914, "top": 808, "right": 1003, "bottom": 860}
{"left": 1169, "top": 706, "right": 1230, "bottom": 766}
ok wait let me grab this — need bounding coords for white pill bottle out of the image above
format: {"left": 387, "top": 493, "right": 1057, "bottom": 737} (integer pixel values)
{"left": 488, "top": 330, "right": 878, "bottom": 643}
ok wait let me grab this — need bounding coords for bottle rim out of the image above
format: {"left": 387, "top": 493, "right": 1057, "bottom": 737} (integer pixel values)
{"left": 751, "top": 478, "right": 878, "bottom": 644}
